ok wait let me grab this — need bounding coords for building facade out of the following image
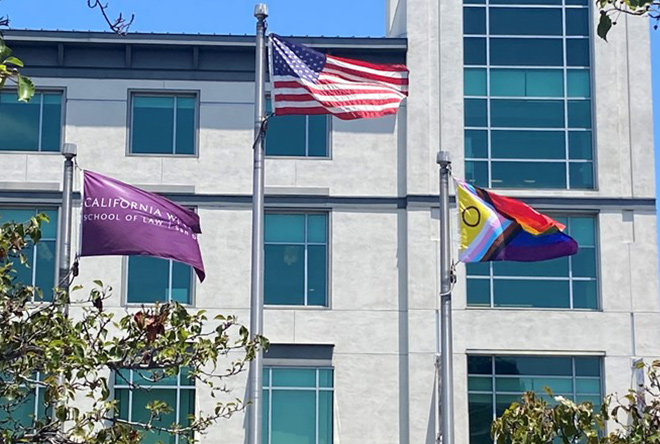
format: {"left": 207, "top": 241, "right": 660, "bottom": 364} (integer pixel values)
{"left": 1, "top": 0, "right": 658, "bottom": 441}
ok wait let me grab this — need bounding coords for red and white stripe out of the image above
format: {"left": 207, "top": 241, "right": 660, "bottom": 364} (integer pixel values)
{"left": 272, "top": 54, "right": 409, "bottom": 120}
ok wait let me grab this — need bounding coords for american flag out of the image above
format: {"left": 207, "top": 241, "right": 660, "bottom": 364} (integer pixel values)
{"left": 269, "top": 34, "right": 409, "bottom": 120}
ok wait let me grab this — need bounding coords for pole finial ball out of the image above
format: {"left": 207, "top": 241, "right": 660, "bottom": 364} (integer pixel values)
{"left": 254, "top": 4, "right": 269, "bottom": 19}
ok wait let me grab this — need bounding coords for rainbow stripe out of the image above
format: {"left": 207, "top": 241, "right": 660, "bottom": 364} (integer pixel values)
{"left": 458, "top": 181, "right": 578, "bottom": 262}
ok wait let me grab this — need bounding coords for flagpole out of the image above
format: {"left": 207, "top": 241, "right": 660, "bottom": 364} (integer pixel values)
{"left": 247, "top": 4, "right": 268, "bottom": 444}
{"left": 58, "top": 143, "right": 77, "bottom": 299}
{"left": 437, "top": 150, "right": 454, "bottom": 444}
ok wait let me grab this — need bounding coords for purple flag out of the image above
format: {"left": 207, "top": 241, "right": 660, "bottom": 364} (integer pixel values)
{"left": 80, "top": 170, "right": 205, "bottom": 281}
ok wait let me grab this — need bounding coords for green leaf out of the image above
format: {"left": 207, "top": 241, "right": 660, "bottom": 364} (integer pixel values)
{"left": 17, "top": 75, "right": 35, "bottom": 102}
{"left": 0, "top": 39, "right": 11, "bottom": 59}
{"left": 598, "top": 13, "right": 613, "bottom": 41}
{"left": 3, "top": 56, "right": 23, "bottom": 68}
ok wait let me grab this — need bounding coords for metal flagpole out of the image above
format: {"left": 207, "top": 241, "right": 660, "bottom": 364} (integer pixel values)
{"left": 247, "top": 4, "right": 268, "bottom": 444}
{"left": 437, "top": 151, "right": 454, "bottom": 444}
{"left": 58, "top": 143, "right": 77, "bottom": 299}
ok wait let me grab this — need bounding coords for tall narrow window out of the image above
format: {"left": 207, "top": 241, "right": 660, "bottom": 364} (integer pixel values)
{"left": 126, "top": 257, "right": 193, "bottom": 304}
{"left": 466, "top": 215, "right": 598, "bottom": 309}
{"left": 265, "top": 98, "right": 329, "bottom": 157}
{"left": 0, "top": 208, "right": 58, "bottom": 301}
{"left": 0, "top": 91, "right": 63, "bottom": 152}
{"left": 114, "top": 369, "right": 195, "bottom": 444}
{"left": 262, "top": 367, "right": 333, "bottom": 444}
{"left": 467, "top": 355, "right": 602, "bottom": 444}
{"left": 463, "top": 0, "right": 593, "bottom": 189}
{"left": 130, "top": 94, "right": 196, "bottom": 155}
{"left": 264, "top": 213, "right": 329, "bottom": 306}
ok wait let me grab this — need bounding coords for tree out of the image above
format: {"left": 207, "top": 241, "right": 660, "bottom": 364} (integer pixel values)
{"left": 491, "top": 360, "right": 660, "bottom": 444}
{"left": 597, "top": 0, "right": 660, "bottom": 40}
{"left": 0, "top": 214, "right": 267, "bottom": 444}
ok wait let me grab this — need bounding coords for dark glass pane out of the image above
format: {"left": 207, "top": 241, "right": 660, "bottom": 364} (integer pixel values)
{"left": 569, "top": 217, "right": 595, "bottom": 245}
{"left": 319, "top": 391, "right": 333, "bottom": 444}
{"left": 573, "top": 280, "right": 598, "bottom": 309}
{"left": 569, "top": 162, "right": 594, "bottom": 189}
{"left": 568, "top": 100, "right": 592, "bottom": 128}
{"left": 491, "top": 161, "right": 566, "bottom": 188}
{"left": 576, "top": 378, "right": 601, "bottom": 394}
{"left": 491, "top": 0, "right": 561, "bottom": 4}
{"left": 466, "top": 130, "right": 488, "bottom": 158}
{"left": 575, "top": 357, "right": 601, "bottom": 377}
{"left": 132, "top": 96, "right": 174, "bottom": 154}
{"left": 271, "top": 390, "right": 316, "bottom": 444}
{"left": 0, "top": 92, "right": 40, "bottom": 151}
{"left": 490, "top": 8, "right": 562, "bottom": 35}
{"left": 171, "top": 260, "right": 192, "bottom": 304}
{"left": 466, "top": 161, "right": 489, "bottom": 187}
{"left": 464, "top": 7, "right": 486, "bottom": 34}
{"left": 467, "top": 261, "right": 490, "bottom": 276}
{"left": 319, "top": 369, "right": 333, "bottom": 388}
{"left": 493, "top": 256, "right": 569, "bottom": 277}
{"left": 41, "top": 93, "right": 62, "bottom": 152}
{"left": 496, "top": 394, "right": 521, "bottom": 416}
{"left": 566, "top": 0, "right": 588, "bottom": 4}
{"left": 465, "top": 99, "right": 488, "bottom": 127}
{"left": 39, "top": 209, "right": 59, "bottom": 239}
{"left": 175, "top": 96, "right": 195, "bottom": 155}
{"left": 491, "top": 130, "right": 565, "bottom": 159}
{"left": 131, "top": 389, "right": 177, "bottom": 444}
{"left": 133, "top": 368, "right": 178, "bottom": 386}
{"left": 568, "top": 69, "right": 591, "bottom": 97}
{"left": 566, "top": 9, "right": 589, "bottom": 36}
{"left": 0, "top": 390, "right": 36, "bottom": 428}
{"left": 308, "top": 115, "right": 328, "bottom": 157}
{"left": 491, "top": 39, "right": 563, "bottom": 66}
{"left": 468, "top": 356, "right": 493, "bottom": 375}
{"left": 464, "top": 38, "right": 487, "bottom": 65}
{"left": 467, "top": 278, "right": 491, "bottom": 306}
{"left": 262, "top": 389, "right": 270, "bottom": 444}
{"left": 567, "top": 39, "right": 590, "bottom": 66}
{"left": 569, "top": 131, "right": 593, "bottom": 159}
{"left": 495, "top": 356, "right": 573, "bottom": 376}
{"left": 127, "top": 256, "right": 169, "bottom": 303}
{"left": 178, "top": 389, "right": 195, "bottom": 430}
{"left": 491, "top": 69, "right": 563, "bottom": 97}
{"left": 14, "top": 243, "right": 34, "bottom": 288}
{"left": 468, "top": 393, "right": 493, "bottom": 444}
{"left": 35, "top": 241, "right": 56, "bottom": 302}
{"left": 465, "top": 0, "right": 486, "bottom": 4}
{"left": 265, "top": 214, "right": 305, "bottom": 243}
{"left": 266, "top": 115, "right": 306, "bottom": 156}
{"left": 491, "top": 100, "right": 564, "bottom": 128}
{"left": 307, "top": 214, "right": 327, "bottom": 243}
{"left": 307, "top": 245, "right": 327, "bottom": 306}
{"left": 265, "top": 245, "right": 305, "bottom": 305}
{"left": 493, "top": 279, "right": 570, "bottom": 308}
{"left": 496, "top": 376, "right": 572, "bottom": 394}
{"left": 272, "top": 368, "right": 316, "bottom": 387}
{"left": 465, "top": 68, "right": 487, "bottom": 96}
{"left": 572, "top": 247, "right": 596, "bottom": 277}
{"left": 468, "top": 376, "right": 493, "bottom": 391}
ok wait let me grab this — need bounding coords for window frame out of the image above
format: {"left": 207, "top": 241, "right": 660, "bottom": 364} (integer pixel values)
{"left": 263, "top": 210, "right": 331, "bottom": 308}
{"left": 264, "top": 94, "right": 333, "bottom": 159}
{"left": 463, "top": 0, "right": 597, "bottom": 190}
{"left": 122, "top": 255, "right": 196, "bottom": 307}
{"left": 465, "top": 212, "right": 600, "bottom": 311}
{"left": 112, "top": 369, "right": 195, "bottom": 444}
{"left": 0, "top": 88, "right": 66, "bottom": 154}
{"left": 262, "top": 365, "right": 334, "bottom": 444}
{"left": 126, "top": 89, "right": 200, "bottom": 158}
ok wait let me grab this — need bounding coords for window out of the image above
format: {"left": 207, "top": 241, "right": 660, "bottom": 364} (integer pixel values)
{"left": 463, "top": 0, "right": 593, "bottom": 189}
{"left": 126, "top": 256, "right": 193, "bottom": 304}
{"left": 0, "top": 91, "right": 63, "bottom": 152}
{"left": 130, "top": 94, "right": 196, "bottom": 155}
{"left": 467, "top": 355, "right": 602, "bottom": 444}
{"left": 0, "top": 208, "right": 58, "bottom": 301}
{"left": 262, "top": 367, "right": 333, "bottom": 444}
{"left": 0, "top": 373, "right": 49, "bottom": 429}
{"left": 466, "top": 216, "right": 597, "bottom": 309}
{"left": 114, "top": 369, "right": 195, "bottom": 444}
{"left": 265, "top": 98, "right": 329, "bottom": 157}
{"left": 265, "top": 213, "right": 328, "bottom": 306}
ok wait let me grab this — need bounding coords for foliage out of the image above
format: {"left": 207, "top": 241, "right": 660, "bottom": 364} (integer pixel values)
{"left": 597, "top": 0, "right": 660, "bottom": 40}
{"left": 0, "top": 35, "right": 33, "bottom": 102}
{"left": 0, "top": 214, "right": 267, "bottom": 444}
{"left": 491, "top": 360, "right": 660, "bottom": 444}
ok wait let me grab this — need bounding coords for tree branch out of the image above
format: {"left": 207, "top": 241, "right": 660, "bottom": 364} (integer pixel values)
{"left": 86, "top": 0, "right": 134, "bottom": 35}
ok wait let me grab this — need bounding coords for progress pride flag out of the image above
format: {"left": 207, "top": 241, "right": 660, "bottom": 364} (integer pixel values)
{"left": 80, "top": 171, "right": 205, "bottom": 281}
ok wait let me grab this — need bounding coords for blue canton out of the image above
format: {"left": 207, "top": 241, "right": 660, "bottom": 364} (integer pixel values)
{"left": 271, "top": 34, "right": 326, "bottom": 83}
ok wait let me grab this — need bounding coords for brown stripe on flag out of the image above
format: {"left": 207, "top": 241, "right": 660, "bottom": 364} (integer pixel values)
{"left": 482, "top": 223, "right": 523, "bottom": 262}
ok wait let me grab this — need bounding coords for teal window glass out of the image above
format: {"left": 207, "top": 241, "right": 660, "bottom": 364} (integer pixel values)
{"left": 127, "top": 256, "right": 193, "bottom": 304}
{"left": 489, "top": 8, "right": 562, "bottom": 35}
{"left": 266, "top": 99, "right": 329, "bottom": 157}
{"left": 0, "top": 373, "right": 49, "bottom": 429}
{"left": 265, "top": 213, "right": 328, "bottom": 306}
{"left": 263, "top": 367, "right": 333, "bottom": 444}
{"left": 115, "top": 369, "right": 194, "bottom": 444}
{"left": 464, "top": 7, "right": 486, "bottom": 34}
{"left": 0, "top": 208, "right": 57, "bottom": 301}
{"left": 467, "top": 355, "right": 602, "bottom": 444}
{"left": 467, "top": 216, "right": 598, "bottom": 309}
{"left": 463, "top": 0, "right": 593, "bottom": 189}
{"left": 0, "top": 92, "right": 62, "bottom": 152}
{"left": 131, "top": 94, "right": 196, "bottom": 155}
